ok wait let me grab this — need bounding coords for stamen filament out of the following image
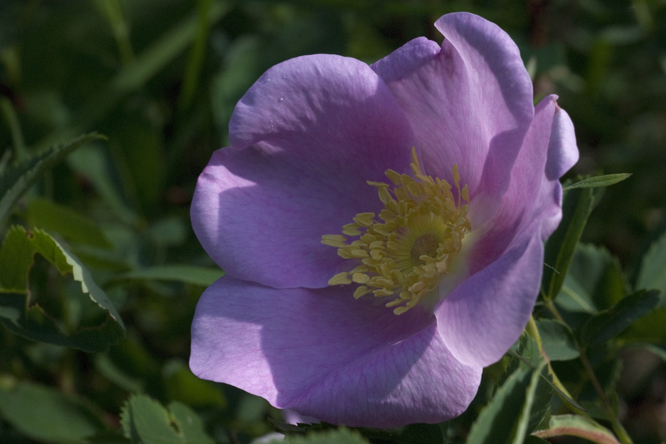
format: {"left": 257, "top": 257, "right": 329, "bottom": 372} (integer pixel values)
{"left": 322, "top": 148, "right": 470, "bottom": 315}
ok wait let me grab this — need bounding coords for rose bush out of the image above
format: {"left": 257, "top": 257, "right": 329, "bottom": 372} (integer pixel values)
{"left": 190, "top": 12, "right": 578, "bottom": 427}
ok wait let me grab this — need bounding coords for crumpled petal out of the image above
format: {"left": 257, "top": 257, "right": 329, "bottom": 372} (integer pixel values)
{"left": 190, "top": 276, "right": 481, "bottom": 427}
{"left": 372, "top": 12, "right": 534, "bottom": 224}
{"left": 436, "top": 95, "right": 578, "bottom": 367}
{"left": 191, "top": 54, "right": 414, "bottom": 289}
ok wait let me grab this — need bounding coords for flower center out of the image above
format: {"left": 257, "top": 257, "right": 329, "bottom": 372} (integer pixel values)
{"left": 321, "top": 148, "right": 470, "bottom": 315}
{"left": 411, "top": 233, "right": 440, "bottom": 263}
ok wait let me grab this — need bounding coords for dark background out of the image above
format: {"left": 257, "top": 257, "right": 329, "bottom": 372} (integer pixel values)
{"left": 0, "top": 0, "right": 665, "bottom": 442}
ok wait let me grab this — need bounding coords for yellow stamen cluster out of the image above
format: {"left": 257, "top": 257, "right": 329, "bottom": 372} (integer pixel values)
{"left": 321, "top": 148, "right": 470, "bottom": 315}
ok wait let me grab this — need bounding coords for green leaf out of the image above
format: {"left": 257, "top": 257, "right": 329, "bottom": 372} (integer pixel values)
{"left": 105, "top": 113, "right": 165, "bottom": 212}
{"left": 532, "top": 415, "right": 620, "bottom": 444}
{"left": 515, "top": 333, "right": 540, "bottom": 365}
{"left": 0, "top": 302, "right": 126, "bottom": 353}
{"left": 507, "top": 335, "right": 584, "bottom": 412}
{"left": 543, "top": 187, "right": 596, "bottom": 301}
{"left": 114, "top": 265, "right": 224, "bottom": 286}
{"left": 164, "top": 360, "right": 226, "bottom": 408}
{"left": 0, "top": 226, "right": 33, "bottom": 292}
{"left": 120, "top": 394, "right": 215, "bottom": 444}
{"left": 505, "top": 333, "right": 541, "bottom": 381}
{"left": 0, "top": 132, "right": 105, "bottom": 229}
{"left": 0, "top": 226, "right": 125, "bottom": 352}
{"left": 622, "top": 234, "right": 666, "bottom": 343}
{"left": 66, "top": 144, "right": 139, "bottom": 226}
{"left": 466, "top": 365, "right": 533, "bottom": 444}
{"left": 178, "top": 0, "right": 214, "bottom": 109}
{"left": 112, "top": 1, "right": 229, "bottom": 93}
{"left": 562, "top": 173, "right": 632, "bottom": 191}
{"left": 523, "top": 437, "right": 550, "bottom": 444}
{"left": 580, "top": 289, "right": 662, "bottom": 346}
{"left": 525, "top": 372, "right": 554, "bottom": 433}
{"left": 27, "top": 197, "right": 113, "bottom": 249}
{"left": 637, "top": 230, "right": 666, "bottom": 296}
{"left": 95, "top": 353, "right": 145, "bottom": 394}
{"left": 555, "top": 244, "right": 625, "bottom": 314}
{"left": 283, "top": 428, "right": 370, "bottom": 444}
{"left": 168, "top": 402, "right": 216, "bottom": 444}
{"left": 146, "top": 217, "right": 188, "bottom": 247}
{"left": 0, "top": 381, "right": 105, "bottom": 443}
{"left": 511, "top": 362, "right": 550, "bottom": 444}
{"left": 536, "top": 319, "right": 580, "bottom": 361}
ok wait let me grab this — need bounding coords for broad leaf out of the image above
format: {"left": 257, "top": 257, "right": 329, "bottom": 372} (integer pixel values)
{"left": 511, "top": 362, "right": 550, "bottom": 444}
{"left": 163, "top": 360, "right": 226, "bottom": 408}
{"left": 466, "top": 365, "right": 533, "bottom": 444}
{"left": 504, "top": 333, "right": 541, "bottom": 382}
{"left": 507, "top": 335, "right": 583, "bottom": 412}
{"left": 0, "top": 226, "right": 125, "bottom": 352}
{"left": 536, "top": 319, "right": 579, "bottom": 361}
{"left": 27, "top": 197, "right": 113, "bottom": 249}
{"left": 581, "top": 289, "right": 662, "bottom": 346}
{"left": 524, "top": 437, "right": 550, "bottom": 444}
{"left": 507, "top": 338, "right": 555, "bottom": 432}
{"left": 0, "top": 299, "right": 126, "bottom": 353}
{"left": 0, "top": 381, "right": 106, "bottom": 444}
{"left": 120, "top": 394, "right": 214, "bottom": 444}
{"left": 532, "top": 415, "right": 620, "bottom": 444}
{"left": 562, "top": 173, "right": 632, "bottom": 191}
{"left": 622, "top": 233, "right": 666, "bottom": 343}
{"left": 555, "top": 244, "right": 625, "bottom": 314}
{"left": 0, "top": 132, "right": 104, "bottom": 229}
{"left": 637, "top": 230, "right": 666, "bottom": 296}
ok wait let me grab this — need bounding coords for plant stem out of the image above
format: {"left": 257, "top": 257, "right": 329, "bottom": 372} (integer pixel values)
{"left": 578, "top": 347, "right": 634, "bottom": 444}
{"left": 543, "top": 301, "right": 635, "bottom": 444}
{"left": 527, "top": 315, "right": 580, "bottom": 410}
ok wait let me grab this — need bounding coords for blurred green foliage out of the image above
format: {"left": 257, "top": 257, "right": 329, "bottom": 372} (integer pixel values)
{"left": 0, "top": 0, "right": 665, "bottom": 443}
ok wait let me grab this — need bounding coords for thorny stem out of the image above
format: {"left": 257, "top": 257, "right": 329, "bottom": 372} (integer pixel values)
{"left": 543, "top": 300, "right": 635, "bottom": 444}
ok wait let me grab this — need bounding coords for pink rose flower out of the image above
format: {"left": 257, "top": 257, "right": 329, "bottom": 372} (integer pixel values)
{"left": 190, "top": 12, "right": 578, "bottom": 427}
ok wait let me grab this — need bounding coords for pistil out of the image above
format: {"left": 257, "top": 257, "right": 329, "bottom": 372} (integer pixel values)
{"left": 322, "top": 149, "right": 470, "bottom": 315}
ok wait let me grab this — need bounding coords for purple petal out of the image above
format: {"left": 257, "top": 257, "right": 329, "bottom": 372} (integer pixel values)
{"left": 545, "top": 101, "right": 579, "bottom": 181}
{"left": 436, "top": 231, "right": 543, "bottom": 367}
{"left": 372, "top": 12, "right": 533, "bottom": 209}
{"left": 190, "top": 276, "right": 481, "bottom": 427}
{"left": 191, "top": 55, "right": 414, "bottom": 289}
{"left": 435, "top": 95, "right": 577, "bottom": 367}
{"left": 467, "top": 95, "right": 576, "bottom": 274}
